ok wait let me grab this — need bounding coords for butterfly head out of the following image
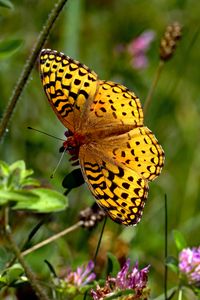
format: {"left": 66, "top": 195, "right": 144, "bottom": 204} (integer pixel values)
{"left": 62, "top": 130, "right": 85, "bottom": 162}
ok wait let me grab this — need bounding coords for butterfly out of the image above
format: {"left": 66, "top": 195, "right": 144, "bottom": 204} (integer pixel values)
{"left": 39, "top": 49, "right": 164, "bottom": 226}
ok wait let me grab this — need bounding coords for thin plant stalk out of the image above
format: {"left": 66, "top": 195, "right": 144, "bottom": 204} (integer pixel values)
{"left": 164, "top": 194, "right": 168, "bottom": 300}
{"left": 143, "top": 60, "right": 164, "bottom": 115}
{"left": 21, "top": 221, "right": 83, "bottom": 257}
{"left": 93, "top": 216, "right": 107, "bottom": 265}
{"left": 0, "top": 0, "right": 69, "bottom": 140}
{"left": 178, "top": 287, "right": 183, "bottom": 300}
{"left": 83, "top": 216, "right": 107, "bottom": 300}
{"left": 144, "top": 22, "right": 182, "bottom": 115}
{"left": 4, "top": 207, "right": 50, "bottom": 300}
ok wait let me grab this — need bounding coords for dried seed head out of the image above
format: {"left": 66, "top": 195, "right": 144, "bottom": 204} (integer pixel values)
{"left": 159, "top": 22, "right": 182, "bottom": 61}
{"left": 79, "top": 204, "right": 105, "bottom": 229}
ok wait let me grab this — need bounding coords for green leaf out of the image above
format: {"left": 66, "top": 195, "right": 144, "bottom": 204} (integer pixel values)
{"left": 22, "top": 168, "right": 34, "bottom": 179}
{"left": 24, "top": 220, "right": 45, "bottom": 248}
{"left": 9, "top": 160, "right": 26, "bottom": 172}
{"left": 0, "top": 160, "right": 40, "bottom": 190}
{"left": 0, "top": 0, "right": 13, "bottom": 9}
{"left": 9, "top": 161, "right": 38, "bottom": 187}
{"left": 105, "top": 289, "right": 136, "bottom": 300}
{"left": 0, "top": 190, "right": 39, "bottom": 205}
{"left": 0, "top": 162, "right": 9, "bottom": 189}
{"left": 107, "top": 252, "right": 120, "bottom": 276}
{"left": 6, "top": 160, "right": 25, "bottom": 188}
{"left": 152, "top": 287, "right": 177, "bottom": 300}
{"left": 166, "top": 256, "right": 179, "bottom": 273}
{"left": 0, "top": 39, "right": 23, "bottom": 59}
{"left": 0, "top": 276, "right": 7, "bottom": 288}
{"left": 2, "top": 264, "right": 24, "bottom": 285}
{"left": 44, "top": 260, "right": 57, "bottom": 278}
{"left": 20, "top": 178, "right": 40, "bottom": 187}
{"left": 7, "top": 169, "right": 23, "bottom": 190}
{"left": 0, "top": 247, "right": 11, "bottom": 271}
{"left": 0, "top": 161, "right": 9, "bottom": 177}
{"left": 0, "top": 161, "right": 68, "bottom": 213}
{"left": 173, "top": 230, "right": 187, "bottom": 251}
{"left": 79, "top": 282, "right": 98, "bottom": 294}
{"left": 13, "top": 188, "right": 68, "bottom": 213}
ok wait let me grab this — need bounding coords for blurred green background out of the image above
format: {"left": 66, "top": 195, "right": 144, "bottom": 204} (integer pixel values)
{"left": 0, "top": 0, "right": 200, "bottom": 298}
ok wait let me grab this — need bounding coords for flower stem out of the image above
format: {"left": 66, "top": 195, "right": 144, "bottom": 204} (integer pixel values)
{"left": 93, "top": 216, "right": 107, "bottom": 265}
{"left": 164, "top": 194, "right": 168, "bottom": 300}
{"left": 143, "top": 60, "right": 164, "bottom": 116}
{"left": 177, "top": 287, "right": 183, "bottom": 300}
{"left": 21, "top": 221, "right": 83, "bottom": 257}
{"left": 0, "top": 0, "right": 69, "bottom": 140}
{"left": 83, "top": 217, "right": 107, "bottom": 300}
{"left": 4, "top": 207, "right": 50, "bottom": 300}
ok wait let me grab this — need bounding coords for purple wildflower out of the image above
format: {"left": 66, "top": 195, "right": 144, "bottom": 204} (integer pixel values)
{"left": 179, "top": 247, "right": 200, "bottom": 287}
{"left": 91, "top": 259, "right": 150, "bottom": 300}
{"left": 65, "top": 260, "right": 96, "bottom": 287}
{"left": 127, "top": 30, "right": 155, "bottom": 69}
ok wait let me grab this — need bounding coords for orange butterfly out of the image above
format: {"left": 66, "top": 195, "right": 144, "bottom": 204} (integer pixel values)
{"left": 39, "top": 49, "right": 164, "bottom": 226}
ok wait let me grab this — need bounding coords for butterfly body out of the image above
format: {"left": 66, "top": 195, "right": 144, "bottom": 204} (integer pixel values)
{"left": 40, "top": 49, "right": 164, "bottom": 226}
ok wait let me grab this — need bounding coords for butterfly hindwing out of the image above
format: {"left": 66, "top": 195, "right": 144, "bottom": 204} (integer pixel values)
{"left": 79, "top": 146, "right": 149, "bottom": 226}
{"left": 92, "top": 126, "right": 164, "bottom": 181}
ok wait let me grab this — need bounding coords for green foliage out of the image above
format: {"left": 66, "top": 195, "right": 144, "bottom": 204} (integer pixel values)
{"left": 165, "top": 256, "right": 179, "bottom": 274}
{"left": 173, "top": 230, "right": 187, "bottom": 251}
{"left": 105, "top": 289, "right": 136, "bottom": 300}
{"left": 0, "top": 0, "right": 13, "bottom": 9}
{"left": 0, "top": 39, "right": 23, "bottom": 59}
{"left": 153, "top": 287, "right": 177, "bottom": 300}
{"left": 0, "top": 263, "right": 27, "bottom": 288}
{"left": 0, "top": 160, "right": 68, "bottom": 212}
{"left": 0, "top": 247, "right": 11, "bottom": 271}
{"left": 0, "top": 160, "right": 39, "bottom": 189}
{"left": 106, "top": 252, "right": 120, "bottom": 276}
{"left": 11, "top": 188, "right": 68, "bottom": 212}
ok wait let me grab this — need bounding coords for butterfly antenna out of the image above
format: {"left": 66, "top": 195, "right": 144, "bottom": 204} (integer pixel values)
{"left": 27, "top": 126, "right": 65, "bottom": 141}
{"left": 50, "top": 148, "right": 67, "bottom": 179}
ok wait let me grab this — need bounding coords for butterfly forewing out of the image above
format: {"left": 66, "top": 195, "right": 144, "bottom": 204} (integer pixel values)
{"left": 81, "top": 80, "right": 144, "bottom": 133}
{"left": 40, "top": 49, "right": 98, "bottom": 132}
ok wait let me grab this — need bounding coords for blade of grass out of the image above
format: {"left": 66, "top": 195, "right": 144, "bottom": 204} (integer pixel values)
{"left": 143, "top": 60, "right": 164, "bottom": 115}
{"left": 3, "top": 207, "right": 50, "bottom": 300}
{"left": 93, "top": 217, "right": 107, "bottom": 265}
{"left": 83, "top": 217, "right": 107, "bottom": 300}
{"left": 164, "top": 194, "right": 168, "bottom": 300}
